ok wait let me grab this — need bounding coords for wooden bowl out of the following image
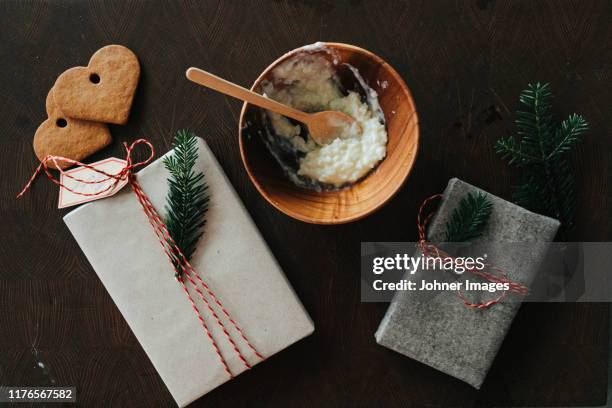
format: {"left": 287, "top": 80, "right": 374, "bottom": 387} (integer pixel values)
{"left": 238, "top": 43, "right": 419, "bottom": 224}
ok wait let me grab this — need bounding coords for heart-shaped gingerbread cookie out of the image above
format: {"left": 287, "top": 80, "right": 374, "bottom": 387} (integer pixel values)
{"left": 33, "top": 90, "right": 112, "bottom": 169}
{"left": 53, "top": 45, "right": 140, "bottom": 125}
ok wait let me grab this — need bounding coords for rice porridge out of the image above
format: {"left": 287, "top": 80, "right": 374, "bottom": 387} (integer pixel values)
{"left": 260, "top": 48, "right": 387, "bottom": 189}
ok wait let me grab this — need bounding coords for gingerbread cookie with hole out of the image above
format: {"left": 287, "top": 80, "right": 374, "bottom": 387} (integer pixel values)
{"left": 53, "top": 44, "right": 140, "bottom": 125}
{"left": 33, "top": 89, "right": 112, "bottom": 169}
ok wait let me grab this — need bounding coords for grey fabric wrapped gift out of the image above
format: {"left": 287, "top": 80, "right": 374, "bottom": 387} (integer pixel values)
{"left": 375, "top": 178, "right": 560, "bottom": 389}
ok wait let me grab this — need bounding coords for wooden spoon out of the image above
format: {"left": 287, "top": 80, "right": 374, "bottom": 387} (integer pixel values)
{"left": 186, "top": 67, "right": 358, "bottom": 145}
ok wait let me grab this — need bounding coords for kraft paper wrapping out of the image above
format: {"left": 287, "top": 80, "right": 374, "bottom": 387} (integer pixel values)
{"left": 64, "top": 137, "right": 314, "bottom": 407}
{"left": 375, "top": 178, "right": 560, "bottom": 389}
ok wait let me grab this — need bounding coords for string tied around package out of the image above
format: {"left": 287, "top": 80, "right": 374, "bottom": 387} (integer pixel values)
{"left": 18, "top": 139, "right": 264, "bottom": 378}
{"left": 417, "top": 194, "right": 530, "bottom": 309}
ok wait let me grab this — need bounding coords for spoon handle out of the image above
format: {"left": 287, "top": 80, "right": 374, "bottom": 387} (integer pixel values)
{"left": 186, "top": 67, "right": 309, "bottom": 123}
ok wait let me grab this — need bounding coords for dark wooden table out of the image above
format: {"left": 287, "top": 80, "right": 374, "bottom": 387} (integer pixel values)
{"left": 1, "top": 1, "right": 610, "bottom": 407}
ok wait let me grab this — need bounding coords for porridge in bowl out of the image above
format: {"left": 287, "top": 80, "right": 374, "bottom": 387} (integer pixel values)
{"left": 259, "top": 47, "right": 388, "bottom": 190}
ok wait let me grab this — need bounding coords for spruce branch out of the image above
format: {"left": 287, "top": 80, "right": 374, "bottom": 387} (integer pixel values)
{"left": 163, "top": 130, "right": 209, "bottom": 272}
{"left": 444, "top": 192, "right": 493, "bottom": 242}
{"left": 549, "top": 113, "right": 588, "bottom": 160}
{"left": 495, "top": 83, "right": 588, "bottom": 233}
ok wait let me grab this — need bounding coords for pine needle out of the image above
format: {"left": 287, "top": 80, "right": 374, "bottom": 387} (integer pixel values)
{"left": 495, "top": 83, "right": 588, "bottom": 233}
{"left": 444, "top": 192, "right": 493, "bottom": 242}
{"left": 163, "top": 130, "right": 209, "bottom": 272}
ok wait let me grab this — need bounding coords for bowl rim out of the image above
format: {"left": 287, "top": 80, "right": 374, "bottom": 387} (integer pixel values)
{"left": 238, "top": 42, "right": 420, "bottom": 224}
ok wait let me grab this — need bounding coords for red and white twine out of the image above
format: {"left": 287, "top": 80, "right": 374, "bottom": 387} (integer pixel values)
{"left": 18, "top": 139, "right": 264, "bottom": 377}
{"left": 417, "top": 194, "right": 529, "bottom": 309}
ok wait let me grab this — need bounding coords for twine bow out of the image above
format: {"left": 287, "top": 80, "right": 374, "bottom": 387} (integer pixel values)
{"left": 18, "top": 139, "right": 264, "bottom": 377}
{"left": 17, "top": 139, "right": 155, "bottom": 199}
{"left": 417, "top": 194, "right": 529, "bottom": 309}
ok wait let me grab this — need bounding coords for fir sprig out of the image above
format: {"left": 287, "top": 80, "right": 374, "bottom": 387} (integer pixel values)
{"left": 444, "top": 192, "right": 493, "bottom": 242}
{"left": 495, "top": 83, "right": 588, "bottom": 231}
{"left": 164, "top": 130, "right": 209, "bottom": 270}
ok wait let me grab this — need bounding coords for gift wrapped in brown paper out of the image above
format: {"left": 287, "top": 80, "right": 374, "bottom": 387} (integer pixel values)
{"left": 63, "top": 137, "right": 314, "bottom": 407}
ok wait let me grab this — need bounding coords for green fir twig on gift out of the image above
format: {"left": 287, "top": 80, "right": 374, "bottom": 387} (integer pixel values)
{"left": 495, "top": 83, "right": 588, "bottom": 233}
{"left": 444, "top": 192, "right": 493, "bottom": 242}
{"left": 163, "top": 130, "right": 209, "bottom": 272}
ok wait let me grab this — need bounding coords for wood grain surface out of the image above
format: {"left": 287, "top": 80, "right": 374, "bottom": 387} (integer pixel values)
{"left": 0, "top": 1, "right": 610, "bottom": 407}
